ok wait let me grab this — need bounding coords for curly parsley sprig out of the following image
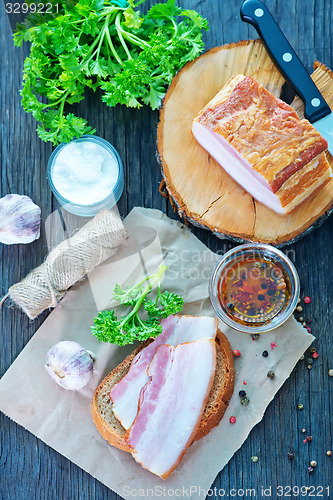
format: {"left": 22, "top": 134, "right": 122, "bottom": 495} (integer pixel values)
{"left": 14, "top": 0, "right": 208, "bottom": 144}
{"left": 91, "top": 263, "right": 184, "bottom": 346}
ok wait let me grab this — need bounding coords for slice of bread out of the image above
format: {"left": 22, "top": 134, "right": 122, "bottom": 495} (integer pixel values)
{"left": 91, "top": 329, "right": 235, "bottom": 452}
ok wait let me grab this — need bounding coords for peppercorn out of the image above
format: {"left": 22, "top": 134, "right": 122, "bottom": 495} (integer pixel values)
{"left": 298, "top": 316, "right": 304, "bottom": 322}
{"left": 306, "top": 435, "right": 312, "bottom": 441}
{"left": 310, "top": 460, "right": 317, "bottom": 467}
{"left": 307, "top": 358, "right": 313, "bottom": 365}
{"left": 232, "top": 349, "right": 241, "bottom": 357}
{"left": 296, "top": 305, "right": 303, "bottom": 312}
{"left": 304, "top": 296, "right": 311, "bottom": 304}
{"left": 312, "top": 352, "right": 319, "bottom": 359}
{"left": 306, "top": 326, "right": 312, "bottom": 333}
{"left": 297, "top": 298, "right": 301, "bottom": 304}
{"left": 241, "top": 396, "right": 250, "bottom": 406}
{"left": 239, "top": 390, "right": 246, "bottom": 397}
{"left": 229, "top": 416, "right": 236, "bottom": 424}
{"left": 310, "top": 347, "right": 317, "bottom": 354}
{"left": 287, "top": 453, "right": 295, "bottom": 460}
{"left": 277, "top": 281, "right": 286, "bottom": 290}
{"left": 299, "top": 354, "right": 305, "bottom": 360}
{"left": 251, "top": 456, "right": 259, "bottom": 462}
{"left": 297, "top": 403, "right": 304, "bottom": 410}
{"left": 329, "top": 369, "right": 333, "bottom": 377}
{"left": 307, "top": 466, "right": 314, "bottom": 473}
{"left": 307, "top": 364, "right": 312, "bottom": 370}
{"left": 262, "top": 350, "right": 268, "bottom": 357}
{"left": 327, "top": 451, "right": 332, "bottom": 456}
{"left": 251, "top": 334, "right": 260, "bottom": 341}
{"left": 267, "top": 370, "right": 275, "bottom": 379}
{"left": 301, "top": 428, "right": 307, "bottom": 433}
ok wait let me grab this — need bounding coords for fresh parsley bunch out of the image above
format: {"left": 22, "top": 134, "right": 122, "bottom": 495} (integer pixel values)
{"left": 91, "top": 264, "right": 184, "bottom": 345}
{"left": 14, "top": 0, "right": 208, "bottom": 144}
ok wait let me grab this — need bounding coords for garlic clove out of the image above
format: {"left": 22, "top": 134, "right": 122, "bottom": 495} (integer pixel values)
{"left": 0, "top": 194, "right": 41, "bottom": 244}
{"left": 45, "top": 341, "right": 94, "bottom": 390}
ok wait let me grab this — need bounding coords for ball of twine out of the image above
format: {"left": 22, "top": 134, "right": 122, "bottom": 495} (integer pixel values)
{"left": 3, "top": 209, "right": 127, "bottom": 319}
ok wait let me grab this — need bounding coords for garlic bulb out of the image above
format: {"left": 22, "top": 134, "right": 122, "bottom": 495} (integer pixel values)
{"left": 0, "top": 194, "right": 41, "bottom": 244}
{"left": 45, "top": 341, "right": 94, "bottom": 390}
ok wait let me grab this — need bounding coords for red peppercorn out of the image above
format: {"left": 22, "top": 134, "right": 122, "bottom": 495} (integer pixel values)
{"left": 232, "top": 349, "right": 241, "bottom": 357}
{"left": 243, "top": 380, "right": 247, "bottom": 385}
{"left": 304, "top": 297, "right": 311, "bottom": 304}
{"left": 229, "top": 416, "right": 236, "bottom": 424}
{"left": 312, "top": 352, "right": 319, "bottom": 359}
{"left": 306, "top": 327, "right": 312, "bottom": 333}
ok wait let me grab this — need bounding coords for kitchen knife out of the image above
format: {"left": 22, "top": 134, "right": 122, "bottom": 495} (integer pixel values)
{"left": 240, "top": 0, "right": 333, "bottom": 155}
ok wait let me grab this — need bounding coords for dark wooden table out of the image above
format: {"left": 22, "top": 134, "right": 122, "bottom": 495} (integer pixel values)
{"left": 1, "top": 0, "right": 333, "bottom": 499}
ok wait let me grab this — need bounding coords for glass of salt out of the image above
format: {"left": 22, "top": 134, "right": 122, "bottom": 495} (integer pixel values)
{"left": 47, "top": 135, "right": 124, "bottom": 216}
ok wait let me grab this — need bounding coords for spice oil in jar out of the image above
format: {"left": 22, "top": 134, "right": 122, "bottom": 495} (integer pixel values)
{"left": 218, "top": 256, "right": 291, "bottom": 327}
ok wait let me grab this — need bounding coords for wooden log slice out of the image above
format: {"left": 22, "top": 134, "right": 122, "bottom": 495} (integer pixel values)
{"left": 157, "top": 40, "right": 333, "bottom": 246}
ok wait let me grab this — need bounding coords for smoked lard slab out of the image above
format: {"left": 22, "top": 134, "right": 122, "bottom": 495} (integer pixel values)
{"left": 158, "top": 40, "right": 333, "bottom": 245}
{"left": 192, "top": 74, "right": 331, "bottom": 215}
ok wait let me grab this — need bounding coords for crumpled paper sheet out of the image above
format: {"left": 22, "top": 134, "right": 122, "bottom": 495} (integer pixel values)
{"left": 0, "top": 207, "right": 314, "bottom": 500}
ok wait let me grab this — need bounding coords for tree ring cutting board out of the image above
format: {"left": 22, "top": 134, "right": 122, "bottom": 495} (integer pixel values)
{"left": 157, "top": 39, "right": 333, "bottom": 246}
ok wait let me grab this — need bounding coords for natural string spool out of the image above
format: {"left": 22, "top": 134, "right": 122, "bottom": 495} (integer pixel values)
{"left": 0, "top": 209, "right": 128, "bottom": 319}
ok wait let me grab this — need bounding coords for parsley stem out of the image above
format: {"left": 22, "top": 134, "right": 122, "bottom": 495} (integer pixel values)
{"left": 171, "top": 17, "right": 178, "bottom": 37}
{"left": 117, "top": 264, "right": 167, "bottom": 329}
{"left": 41, "top": 90, "right": 70, "bottom": 110}
{"left": 118, "top": 31, "right": 149, "bottom": 49}
{"left": 90, "top": 16, "right": 112, "bottom": 62}
{"left": 58, "top": 94, "right": 67, "bottom": 117}
{"left": 136, "top": 315, "right": 147, "bottom": 328}
{"left": 118, "top": 284, "right": 151, "bottom": 329}
{"left": 115, "top": 13, "right": 132, "bottom": 60}
{"left": 105, "top": 26, "right": 123, "bottom": 65}
{"left": 100, "top": 5, "right": 125, "bottom": 17}
{"left": 155, "top": 285, "right": 162, "bottom": 305}
{"left": 114, "top": 15, "right": 149, "bottom": 49}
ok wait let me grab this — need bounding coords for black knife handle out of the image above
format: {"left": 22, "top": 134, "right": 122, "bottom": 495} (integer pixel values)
{"left": 240, "top": 0, "right": 331, "bottom": 122}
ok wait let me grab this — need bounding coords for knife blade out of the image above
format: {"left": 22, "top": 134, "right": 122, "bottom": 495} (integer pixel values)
{"left": 240, "top": 0, "right": 333, "bottom": 155}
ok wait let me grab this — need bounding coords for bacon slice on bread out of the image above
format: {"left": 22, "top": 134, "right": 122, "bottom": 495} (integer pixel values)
{"left": 91, "top": 316, "right": 235, "bottom": 477}
{"left": 126, "top": 339, "right": 216, "bottom": 479}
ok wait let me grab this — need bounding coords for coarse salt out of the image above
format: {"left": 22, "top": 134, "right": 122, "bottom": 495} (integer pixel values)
{"left": 52, "top": 140, "right": 120, "bottom": 205}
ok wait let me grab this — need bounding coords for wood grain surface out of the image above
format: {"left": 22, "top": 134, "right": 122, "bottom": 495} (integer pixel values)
{"left": 1, "top": 0, "right": 332, "bottom": 499}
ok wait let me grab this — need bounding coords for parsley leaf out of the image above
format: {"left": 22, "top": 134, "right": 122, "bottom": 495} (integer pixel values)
{"left": 91, "top": 263, "right": 183, "bottom": 345}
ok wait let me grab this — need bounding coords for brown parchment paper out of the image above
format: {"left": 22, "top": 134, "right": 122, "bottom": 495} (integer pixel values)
{"left": 0, "top": 207, "right": 314, "bottom": 499}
